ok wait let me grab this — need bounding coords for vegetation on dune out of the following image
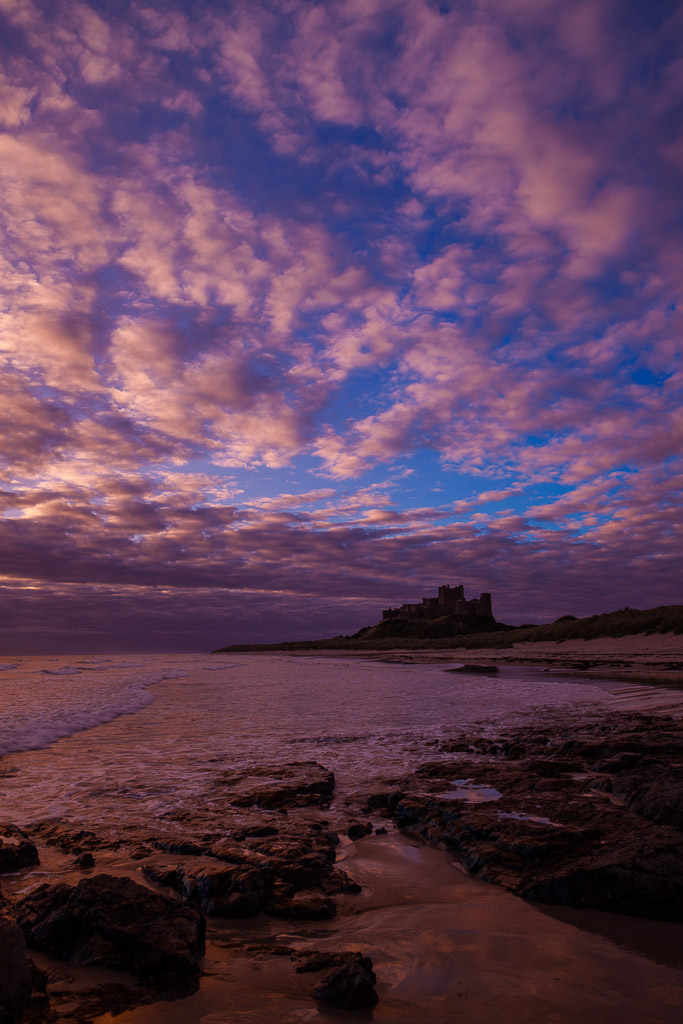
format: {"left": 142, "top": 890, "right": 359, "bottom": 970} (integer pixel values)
{"left": 212, "top": 604, "right": 683, "bottom": 653}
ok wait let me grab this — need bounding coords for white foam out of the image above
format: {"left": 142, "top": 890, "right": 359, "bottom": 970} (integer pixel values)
{"left": 0, "top": 665, "right": 188, "bottom": 758}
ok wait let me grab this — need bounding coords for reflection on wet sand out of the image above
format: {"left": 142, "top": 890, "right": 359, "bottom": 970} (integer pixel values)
{"left": 97, "top": 834, "right": 683, "bottom": 1024}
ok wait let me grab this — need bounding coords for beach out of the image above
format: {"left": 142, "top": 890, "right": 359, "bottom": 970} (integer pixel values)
{"left": 0, "top": 652, "right": 682, "bottom": 1022}
{"left": 280, "top": 632, "right": 683, "bottom": 692}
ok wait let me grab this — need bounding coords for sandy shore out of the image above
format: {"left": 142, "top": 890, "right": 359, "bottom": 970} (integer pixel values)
{"left": 280, "top": 632, "right": 683, "bottom": 680}
{"left": 94, "top": 832, "right": 683, "bottom": 1024}
{"left": 259, "top": 633, "right": 683, "bottom": 716}
{"left": 4, "top": 661, "right": 683, "bottom": 1022}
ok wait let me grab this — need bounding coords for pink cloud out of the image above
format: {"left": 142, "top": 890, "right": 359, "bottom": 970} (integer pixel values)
{"left": 0, "top": 0, "right": 681, "bottom": 649}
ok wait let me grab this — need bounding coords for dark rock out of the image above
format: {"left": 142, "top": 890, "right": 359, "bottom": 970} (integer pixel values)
{"left": 523, "top": 757, "right": 581, "bottom": 777}
{"left": 240, "top": 825, "right": 279, "bottom": 838}
{"left": 313, "top": 959, "right": 378, "bottom": 1010}
{"left": 180, "top": 862, "right": 268, "bottom": 918}
{"left": 16, "top": 873, "right": 205, "bottom": 993}
{"left": 142, "top": 859, "right": 183, "bottom": 889}
{"left": 593, "top": 752, "right": 641, "bottom": 772}
{"left": 274, "top": 851, "right": 332, "bottom": 888}
{"left": 209, "top": 838, "right": 259, "bottom": 863}
{"left": 389, "top": 714, "right": 683, "bottom": 921}
{"left": 154, "top": 839, "right": 206, "bottom": 856}
{"left": 0, "top": 899, "right": 33, "bottom": 1020}
{"left": 129, "top": 845, "right": 153, "bottom": 860}
{"left": 143, "top": 823, "right": 354, "bottom": 920}
{"left": 31, "top": 821, "right": 98, "bottom": 855}
{"left": 250, "top": 828, "right": 349, "bottom": 900}
{"left": 447, "top": 663, "right": 499, "bottom": 674}
{"left": 265, "top": 883, "right": 336, "bottom": 920}
{"left": 0, "top": 824, "right": 39, "bottom": 873}
{"left": 366, "top": 790, "right": 403, "bottom": 810}
{"left": 241, "top": 941, "right": 295, "bottom": 956}
{"left": 224, "top": 761, "right": 335, "bottom": 810}
{"left": 612, "top": 765, "right": 683, "bottom": 831}
{"left": 293, "top": 949, "right": 375, "bottom": 975}
{"left": 75, "top": 852, "right": 95, "bottom": 869}
{"left": 393, "top": 798, "right": 431, "bottom": 828}
{"left": 347, "top": 821, "right": 373, "bottom": 840}
{"left": 144, "top": 858, "right": 267, "bottom": 918}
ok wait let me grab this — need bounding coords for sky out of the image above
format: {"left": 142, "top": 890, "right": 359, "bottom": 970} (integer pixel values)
{"left": 0, "top": 0, "right": 681, "bottom": 653}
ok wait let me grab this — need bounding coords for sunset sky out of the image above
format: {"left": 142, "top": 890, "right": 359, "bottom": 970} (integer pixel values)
{"left": 1, "top": 0, "right": 681, "bottom": 653}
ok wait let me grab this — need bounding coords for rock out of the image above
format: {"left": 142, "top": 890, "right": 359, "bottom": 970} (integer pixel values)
{"left": 16, "top": 873, "right": 205, "bottom": 994}
{"left": 611, "top": 765, "right": 683, "bottom": 831}
{"left": 0, "top": 899, "right": 33, "bottom": 1020}
{"left": 129, "top": 845, "right": 153, "bottom": 860}
{"left": 30, "top": 821, "right": 98, "bottom": 855}
{"left": 221, "top": 761, "right": 335, "bottom": 809}
{"left": 251, "top": 828, "right": 352, "bottom": 901}
{"left": 142, "top": 859, "right": 183, "bottom": 889}
{"left": 208, "top": 838, "right": 256, "bottom": 864}
{"left": 447, "top": 663, "right": 499, "bottom": 674}
{"left": 0, "top": 824, "right": 39, "bottom": 873}
{"left": 179, "top": 862, "right": 268, "bottom": 917}
{"left": 313, "top": 959, "right": 378, "bottom": 1010}
{"left": 154, "top": 839, "right": 206, "bottom": 856}
{"left": 520, "top": 839, "right": 683, "bottom": 918}
{"left": 389, "top": 713, "right": 683, "bottom": 921}
{"left": 293, "top": 949, "right": 374, "bottom": 975}
{"left": 143, "top": 854, "right": 269, "bottom": 918}
{"left": 75, "top": 851, "right": 95, "bottom": 869}
{"left": 347, "top": 821, "right": 372, "bottom": 840}
{"left": 265, "top": 883, "right": 336, "bottom": 920}
{"left": 142, "top": 823, "right": 355, "bottom": 920}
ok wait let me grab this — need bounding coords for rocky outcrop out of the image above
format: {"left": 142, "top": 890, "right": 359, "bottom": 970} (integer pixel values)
{"left": 219, "top": 761, "right": 336, "bottom": 810}
{"left": 16, "top": 874, "right": 205, "bottom": 995}
{"left": 143, "top": 824, "right": 358, "bottom": 921}
{"left": 143, "top": 859, "right": 268, "bottom": 918}
{"left": 610, "top": 764, "right": 683, "bottom": 831}
{"left": 0, "top": 898, "right": 33, "bottom": 1021}
{"left": 222, "top": 943, "right": 380, "bottom": 1010}
{"left": 376, "top": 713, "right": 683, "bottom": 920}
{"left": 0, "top": 824, "right": 39, "bottom": 873}
{"left": 312, "top": 956, "right": 378, "bottom": 1010}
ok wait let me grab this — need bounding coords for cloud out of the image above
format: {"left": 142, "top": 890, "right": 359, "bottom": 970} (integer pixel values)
{"left": 0, "top": 0, "right": 681, "bottom": 649}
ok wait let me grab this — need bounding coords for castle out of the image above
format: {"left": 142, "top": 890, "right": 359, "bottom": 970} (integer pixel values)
{"left": 382, "top": 584, "right": 493, "bottom": 622}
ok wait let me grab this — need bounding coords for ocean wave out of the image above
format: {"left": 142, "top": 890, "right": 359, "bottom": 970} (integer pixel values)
{"left": 0, "top": 668, "right": 188, "bottom": 758}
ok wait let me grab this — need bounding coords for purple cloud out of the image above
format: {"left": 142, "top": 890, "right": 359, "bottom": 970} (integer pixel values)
{"left": 0, "top": 0, "right": 681, "bottom": 650}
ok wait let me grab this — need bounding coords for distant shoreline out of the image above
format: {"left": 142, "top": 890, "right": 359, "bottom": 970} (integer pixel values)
{"left": 213, "top": 632, "right": 683, "bottom": 690}
{"left": 212, "top": 606, "right": 683, "bottom": 690}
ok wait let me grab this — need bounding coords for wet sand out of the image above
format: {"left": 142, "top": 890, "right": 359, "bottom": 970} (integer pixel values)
{"left": 279, "top": 634, "right": 683, "bottom": 709}
{"left": 91, "top": 833, "right": 683, "bottom": 1024}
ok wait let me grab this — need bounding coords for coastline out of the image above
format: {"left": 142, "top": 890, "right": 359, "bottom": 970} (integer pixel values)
{"left": 217, "top": 632, "right": 683, "bottom": 690}
{"left": 2, "top": 655, "right": 683, "bottom": 1022}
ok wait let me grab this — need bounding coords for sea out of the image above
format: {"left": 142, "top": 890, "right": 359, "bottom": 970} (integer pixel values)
{"left": 0, "top": 653, "right": 682, "bottom": 1023}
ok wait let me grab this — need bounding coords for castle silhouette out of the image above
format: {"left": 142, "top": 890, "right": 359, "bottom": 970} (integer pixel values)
{"left": 382, "top": 584, "right": 493, "bottom": 622}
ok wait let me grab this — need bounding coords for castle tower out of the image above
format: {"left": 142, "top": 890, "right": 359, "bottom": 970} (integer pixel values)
{"left": 438, "top": 584, "right": 464, "bottom": 606}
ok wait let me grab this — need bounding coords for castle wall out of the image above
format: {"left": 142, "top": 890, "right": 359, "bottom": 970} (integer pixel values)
{"left": 383, "top": 585, "right": 494, "bottom": 622}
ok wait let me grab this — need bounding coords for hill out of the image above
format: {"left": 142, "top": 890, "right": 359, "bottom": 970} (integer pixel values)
{"left": 212, "top": 604, "right": 683, "bottom": 653}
